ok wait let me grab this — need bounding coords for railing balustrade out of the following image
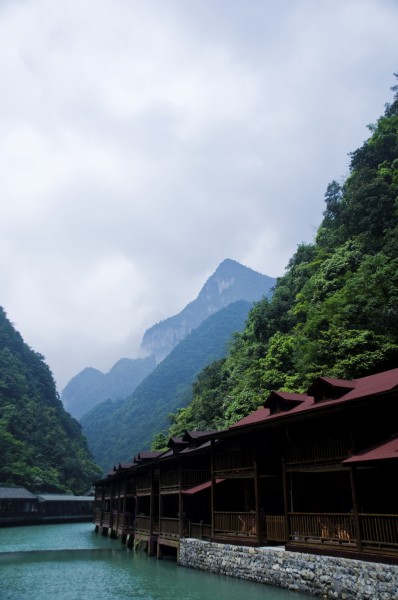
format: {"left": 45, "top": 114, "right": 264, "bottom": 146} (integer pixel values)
{"left": 289, "top": 512, "right": 355, "bottom": 545}
{"left": 160, "top": 470, "right": 211, "bottom": 491}
{"left": 213, "top": 453, "right": 253, "bottom": 476}
{"left": 214, "top": 511, "right": 257, "bottom": 536}
{"left": 160, "top": 470, "right": 179, "bottom": 491}
{"left": 190, "top": 522, "right": 212, "bottom": 540}
{"left": 102, "top": 512, "right": 111, "bottom": 527}
{"left": 360, "top": 514, "right": 398, "bottom": 551}
{"left": 119, "top": 479, "right": 136, "bottom": 494}
{"left": 285, "top": 437, "right": 350, "bottom": 466}
{"left": 183, "top": 470, "right": 210, "bottom": 488}
{"left": 135, "top": 515, "right": 151, "bottom": 533}
{"left": 136, "top": 476, "right": 152, "bottom": 494}
{"left": 159, "top": 517, "right": 180, "bottom": 538}
{"left": 265, "top": 515, "right": 286, "bottom": 542}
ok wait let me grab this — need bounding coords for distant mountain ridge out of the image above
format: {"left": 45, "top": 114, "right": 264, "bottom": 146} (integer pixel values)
{"left": 141, "top": 258, "right": 275, "bottom": 362}
{"left": 62, "top": 356, "right": 156, "bottom": 420}
{"left": 81, "top": 300, "right": 253, "bottom": 470}
{"left": 61, "top": 259, "right": 275, "bottom": 422}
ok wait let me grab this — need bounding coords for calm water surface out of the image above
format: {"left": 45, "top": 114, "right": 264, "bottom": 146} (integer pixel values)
{"left": 0, "top": 523, "right": 314, "bottom": 600}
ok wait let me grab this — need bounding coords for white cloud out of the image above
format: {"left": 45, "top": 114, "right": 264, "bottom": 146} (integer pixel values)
{"left": 1, "top": 0, "right": 397, "bottom": 390}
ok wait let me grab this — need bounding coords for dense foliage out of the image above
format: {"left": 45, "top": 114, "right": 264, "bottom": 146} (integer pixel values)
{"left": 165, "top": 77, "right": 398, "bottom": 437}
{"left": 81, "top": 301, "right": 252, "bottom": 470}
{"left": 0, "top": 308, "right": 101, "bottom": 493}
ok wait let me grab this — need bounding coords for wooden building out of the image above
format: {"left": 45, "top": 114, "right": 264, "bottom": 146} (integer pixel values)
{"left": 0, "top": 487, "right": 94, "bottom": 526}
{"left": 93, "top": 367, "right": 398, "bottom": 564}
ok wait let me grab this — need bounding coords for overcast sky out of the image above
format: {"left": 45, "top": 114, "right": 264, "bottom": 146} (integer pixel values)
{"left": 1, "top": 0, "right": 397, "bottom": 392}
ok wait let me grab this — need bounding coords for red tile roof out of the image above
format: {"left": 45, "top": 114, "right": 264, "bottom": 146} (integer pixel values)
{"left": 229, "top": 408, "right": 271, "bottom": 428}
{"left": 342, "top": 437, "right": 398, "bottom": 464}
{"left": 181, "top": 478, "right": 225, "bottom": 495}
{"left": 228, "top": 368, "right": 398, "bottom": 430}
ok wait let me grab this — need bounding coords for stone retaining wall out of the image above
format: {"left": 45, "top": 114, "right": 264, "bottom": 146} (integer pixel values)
{"left": 179, "top": 539, "right": 398, "bottom": 600}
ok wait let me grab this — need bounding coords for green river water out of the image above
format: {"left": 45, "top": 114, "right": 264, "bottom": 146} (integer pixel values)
{"left": 0, "top": 522, "right": 314, "bottom": 600}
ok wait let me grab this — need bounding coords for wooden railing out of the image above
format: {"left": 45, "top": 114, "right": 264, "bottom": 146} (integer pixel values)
{"left": 285, "top": 437, "right": 350, "bottom": 466}
{"left": 160, "top": 470, "right": 211, "bottom": 492}
{"left": 360, "top": 514, "right": 398, "bottom": 552}
{"left": 119, "top": 479, "right": 136, "bottom": 495}
{"left": 159, "top": 517, "right": 180, "bottom": 538}
{"left": 265, "top": 515, "right": 286, "bottom": 542}
{"left": 121, "top": 514, "right": 135, "bottom": 530}
{"left": 289, "top": 512, "right": 398, "bottom": 555}
{"left": 160, "top": 470, "right": 179, "bottom": 491}
{"left": 135, "top": 515, "right": 151, "bottom": 533}
{"left": 183, "top": 470, "right": 210, "bottom": 488}
{"left": 190, "top": 522, "right": 212, "bottom": 540}
{"left": 289, "top": 512, "right": 355, "bottom": 544}
{"left": 102, "top": 512, "right": 111, "bottom": 527}
{"left": 213, "top": 452, "right": 253, "bottom": 476}
{"left": 214, "top": 511, "right": 257, "bottom": 536}
{"left": 136, "top": 476, "right": 152, "bottom": 495}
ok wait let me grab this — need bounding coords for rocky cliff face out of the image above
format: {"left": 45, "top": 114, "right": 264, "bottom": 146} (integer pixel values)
{"left": 141, "top": 259, "right": 275, "bottom": 363}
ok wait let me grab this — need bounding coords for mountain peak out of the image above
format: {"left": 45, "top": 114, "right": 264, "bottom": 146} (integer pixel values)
{"left": 141, "top": 259, "right": 275, "bottom": 363}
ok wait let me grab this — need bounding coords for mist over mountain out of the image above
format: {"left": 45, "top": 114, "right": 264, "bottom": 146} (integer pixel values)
{"left": 61, "top": 259, "right": 275, "bottom": 422}
{"left": 141, "top": 259, "right": 275, "bottom": 363}
{"left": 81, "top": 300, "right": 252, "bottom": 470}
{"left": 61, "top": 356, "right": 156, "bottom": 420}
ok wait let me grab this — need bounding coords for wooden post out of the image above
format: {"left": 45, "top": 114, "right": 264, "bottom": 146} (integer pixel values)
{"left": 349, "top": 466, "right": 362, "bottom": 551}
{"left": 210, "top": 439, "right": 215, "bottom": 538}
{"left": 282, "top": 457, "right": 289, "bottom": 542}
{"left": 179, "top": 460, "right": 183, "bottom": 538}
{"left": 253, "top": 436, "right": 261, "bottom": 542}
{"left": 149, "top": 469, "right": 154, "bottom": 536}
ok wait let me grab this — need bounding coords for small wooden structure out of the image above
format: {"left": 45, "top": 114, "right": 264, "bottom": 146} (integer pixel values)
{"left": 0, "top": 487, "right": 94, "bottom": 526}
{"left": 93, "top": 367, "right": 398, "bottom": 564}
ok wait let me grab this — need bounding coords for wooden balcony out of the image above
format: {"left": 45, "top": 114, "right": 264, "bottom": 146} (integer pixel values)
{"left": 136, "top": 476, "right": 152, "bottom": 495}
{"left": 160, "top": 470, "right": 210, "bottom": 492}
{"left": 135, "top": 515, "right": 151, "bottom": 534}
{"left": 289, "top": 512, "right": 355, "bottom": 545}
{"left": 159, "top": 470, "right": 180, "bottom": 491}
{"left": 360, "top": 513, "right": 398, "bottom": 554}
{"left": 288, "top": 512, "right": 398, "bottom": 557}
{"left": 265, "top": 515, "right": 287, "bottom": 542}
{"left": 214, "top": 511, "right": 257, "bottom": 537}
{"left": 213, "top": 511, "right": 287, "bottom": 543}
{"left": 213, "top": 452, "right": 254, "bottom": 477}
{"left": 102, "top": 512, "right": 111, "bottom": 527}
{"left": 159, "top": 517, "right": 182, "bottom": 539}
{"left": 189, "top": 522, "right": 212, "bottom": 540}
{"left": 285, "top": 437, "right": 350, "bottom": 467}
{"left": 112, "top": 513, "right": 135, "bottom": 533}
{"left": 119, "top": 479, "right": 136, "bottom": 496}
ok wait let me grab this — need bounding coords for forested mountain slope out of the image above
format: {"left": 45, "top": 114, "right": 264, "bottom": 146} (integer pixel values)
{"left": 81, "top": 300, "right": 252, "bottom": 470}
{"left": 165, "top": 77, "right": 398, "bottom": 437}
{"left": 61, "top": 356, "right": 156, "bottom": 420}
{"left": 0, "top": 307, "right": 101, "bottom": 493}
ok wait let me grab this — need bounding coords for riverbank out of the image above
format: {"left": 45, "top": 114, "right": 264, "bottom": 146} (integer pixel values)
{"left": 179, "top": 538, "right": 398, "bottom": 600}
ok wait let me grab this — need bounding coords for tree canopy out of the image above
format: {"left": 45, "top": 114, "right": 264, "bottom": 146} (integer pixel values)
{"left": 163, "top": 75, "right": 398, "bottom": 439}
{"left": 0, "top": 307, "right": 101, "bottom": 493}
